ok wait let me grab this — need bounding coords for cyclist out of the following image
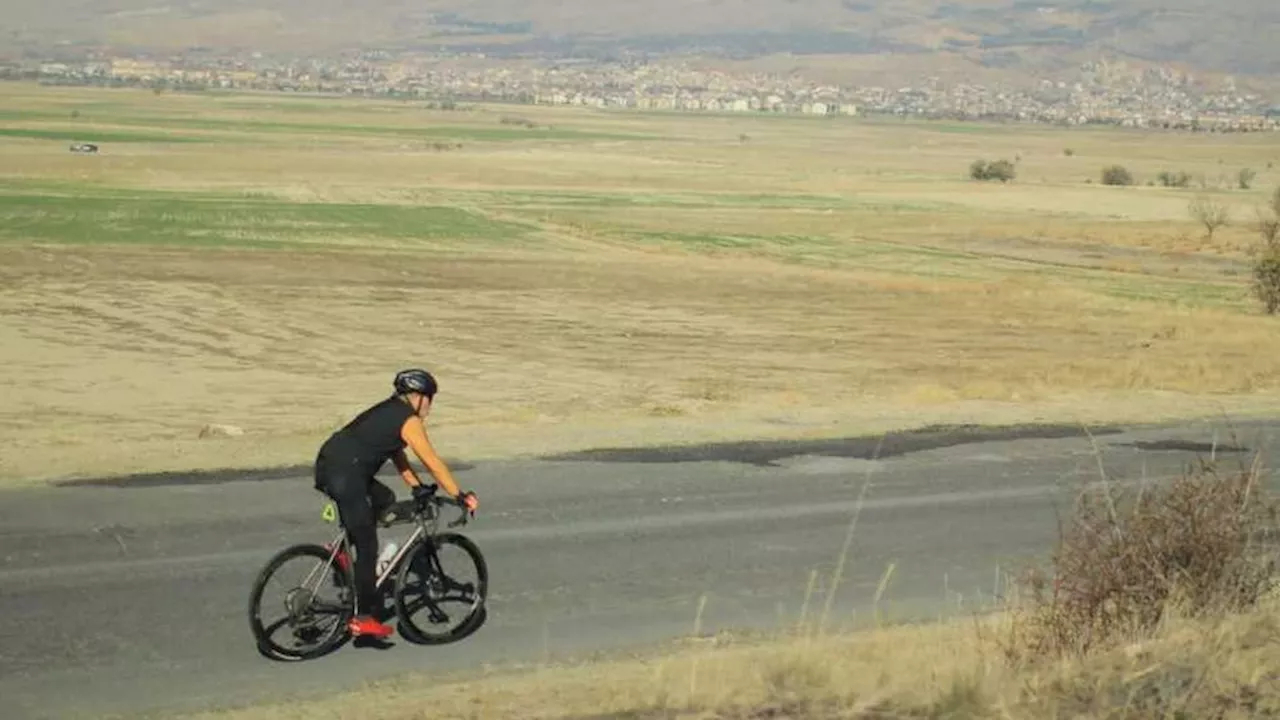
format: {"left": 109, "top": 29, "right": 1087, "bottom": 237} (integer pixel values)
{"left": 313, "top": 368, "right": 480, "bottom": 639}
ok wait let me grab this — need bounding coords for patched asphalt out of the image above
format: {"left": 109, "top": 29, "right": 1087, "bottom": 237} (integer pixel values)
{"left": 539, "top": 422, "right": 1128, "bottom": 465}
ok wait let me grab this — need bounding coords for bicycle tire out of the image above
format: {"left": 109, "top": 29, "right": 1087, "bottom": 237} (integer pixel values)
{"left": 393, "top": 532, "right": 488, "bottom": 644}
{"left": 248, "top": 543, "right": 354, "bottom": 661}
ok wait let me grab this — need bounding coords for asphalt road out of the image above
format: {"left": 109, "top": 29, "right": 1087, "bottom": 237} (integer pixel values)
{"left": 1, "top": 417, "right": 1277, "bottom": 719}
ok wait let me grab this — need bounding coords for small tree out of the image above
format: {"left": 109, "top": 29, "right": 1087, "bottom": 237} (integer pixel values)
{"left": 1189, "top": 194, "right": 1230, "bottom": 239}
{"left": 1259, "top": 203, "right": 1280, "bottom": 245}
{"left": 1252, "top": 242, "right": 1280, "bottom": 314}
{"left": 1239, "top": 167, "right": 1257, "bottom": 190}
{"left": 1100, "top": 165, "right": 1133, "bottom": 186}
{"left": 1251, "top": 186, "right": 1280, "bottom": 314}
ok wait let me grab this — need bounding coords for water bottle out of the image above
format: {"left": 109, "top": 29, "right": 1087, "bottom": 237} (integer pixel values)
{"left": 376, "top": 541, "right": 399, "bottom": 575}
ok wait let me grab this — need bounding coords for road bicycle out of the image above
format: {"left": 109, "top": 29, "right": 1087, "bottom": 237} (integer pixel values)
{"left": 247, "top": 484, "right": 488, "bottom": 661}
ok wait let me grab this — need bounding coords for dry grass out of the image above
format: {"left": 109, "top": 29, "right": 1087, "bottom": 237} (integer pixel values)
{"left": 168, "top": 584, "right": 1280, "bottom": 720}
{"left": 4, "top": 83, "right": 1280, "bottom": 483}
{"left": 6, "top": 242, "right": 1280, "bottom": 484}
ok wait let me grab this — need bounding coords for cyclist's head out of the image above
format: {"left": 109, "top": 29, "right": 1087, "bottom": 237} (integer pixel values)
{"left": 393, "top": 368, "right": 437, "bottom": 412}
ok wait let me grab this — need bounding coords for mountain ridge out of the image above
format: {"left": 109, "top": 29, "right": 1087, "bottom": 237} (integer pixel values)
{"left": 5, "top": 1, "right": 1278, "bottom": 81}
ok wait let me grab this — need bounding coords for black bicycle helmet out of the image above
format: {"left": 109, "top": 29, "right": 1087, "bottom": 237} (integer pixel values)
{"left": 393, "top": 368, "right": 438, "bottom": 398}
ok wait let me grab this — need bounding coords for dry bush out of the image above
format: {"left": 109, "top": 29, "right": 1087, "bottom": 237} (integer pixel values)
{"left": 1251, "top": 188, "right": 1280, "bottom": 314}
{"left": 1251, "top": 236, "right": 1280, "bottom": 315}
{"left": 1004, "top": 451, "right": 1280, "bottom": 662}
{"left": 1101, "top": 165, "right": 1134, "bottom": 186}
{"left": 970, "top": 158, "right": 1016, "bottom": 183}
{"left": 1157, "top": 170, "right": 1192, "bottom": 188}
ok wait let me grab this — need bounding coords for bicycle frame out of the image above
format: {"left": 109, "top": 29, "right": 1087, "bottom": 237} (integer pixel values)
{"left": 320, "top": 523, "right": 426, "bottom": 589}
{"left": 317, "top": 496, "right": 460, "bottom": 592}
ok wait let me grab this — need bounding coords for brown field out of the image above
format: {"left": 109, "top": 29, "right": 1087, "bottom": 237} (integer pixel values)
{"left": 3, "top": 83, "right": 1280, "bottom": 484}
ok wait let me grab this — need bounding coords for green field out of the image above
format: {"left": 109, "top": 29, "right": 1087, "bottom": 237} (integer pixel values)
{"left": 0, "top": 191, "right": 530, "bottom": 247}
{"left": 0, "top": 126, "right": 211, "bottom": 142}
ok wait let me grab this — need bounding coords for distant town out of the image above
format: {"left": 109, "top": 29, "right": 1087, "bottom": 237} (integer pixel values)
{"left": 5, "top": 49, "right": 1280, "bottom": 132}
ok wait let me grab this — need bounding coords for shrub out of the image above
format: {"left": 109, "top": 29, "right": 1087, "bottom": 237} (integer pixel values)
{"left": 499, "top": 115, "right": 539, "bottom": 128}
{"left": 1251, "top": 186, "right": 1280, "bottom": 314}
{"left": 1260, "top": 186, "right": 1280, "bottom": 243}
{"left": 1100, "top": 165, "right": 1134, "bottom": 186}
{"left": 970, "top": 158, "right": 1017, "bottom": 183}
{"left": 1240, "top": 167, "right": 1257, "bottom": 190}
{"left": 1251, "top": 242, "right": 1280, "bottom": 314}
{"left": 1157, "top": 170, "right": 1191, "bottom": 188}
{"left": 1004, "top": 453, "right": 1279, "bottom": 661}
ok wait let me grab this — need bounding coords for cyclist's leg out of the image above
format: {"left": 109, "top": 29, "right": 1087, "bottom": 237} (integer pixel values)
{"left": 340, "top": 499, "right": 379, "bottom": 618}
{"left": 368, "top": 478, "right": 396, "bottom": 518}
{"left": 316, "top": 465, "right": 393, "bottom": 636}
{"left": 323, "top": 478, "right": 381, "bottom": 618}
{"left": 360, "top": 479, "right": 400, "bottom": 621}
{"left": 314, "top": 457, "right": 357, "bottom": 570}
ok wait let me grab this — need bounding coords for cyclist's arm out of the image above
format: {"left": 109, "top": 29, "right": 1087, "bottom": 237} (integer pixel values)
{"left": 391, "top": 450, "right": 424, "bottom": 489}
{"left": 399, "top": 415, "right": 463, "bottom": 498}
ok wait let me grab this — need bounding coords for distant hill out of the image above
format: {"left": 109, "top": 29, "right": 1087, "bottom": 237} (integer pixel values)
{"left": 7, "top": 0, "right": 1280, "bottom": 80}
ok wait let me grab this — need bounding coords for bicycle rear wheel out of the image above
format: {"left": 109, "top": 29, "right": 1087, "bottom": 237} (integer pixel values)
{"left": 393, "top": 533, "right": 488, "bottom": 644}
{"left": 248, "top": 543, "right": 354, "bottom": 661}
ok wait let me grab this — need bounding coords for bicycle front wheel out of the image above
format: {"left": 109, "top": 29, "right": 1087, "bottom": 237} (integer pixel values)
{"left": 248, "top": 543, "right": 354, "bottom": 661}
{"left": 393, "top": 533, "right": 488, "bottom": 644}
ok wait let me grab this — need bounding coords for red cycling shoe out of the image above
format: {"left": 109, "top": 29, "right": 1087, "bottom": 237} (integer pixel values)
{"left": 348, "top": 615, "right": 394, "bottom": 639}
